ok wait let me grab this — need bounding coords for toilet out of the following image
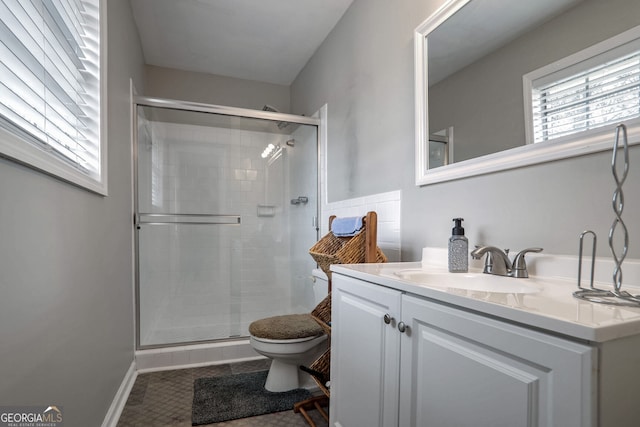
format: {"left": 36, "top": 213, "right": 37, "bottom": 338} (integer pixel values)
{"left": 249, "top": 269, "right": 329, "bottom": 392}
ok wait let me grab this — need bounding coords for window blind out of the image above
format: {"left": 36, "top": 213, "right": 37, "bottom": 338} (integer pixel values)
{"left": 0, "top": 0, "right": 100, "bottom": 179}
{"left": 531, "top": 51, "right": 640, "bottom": 143}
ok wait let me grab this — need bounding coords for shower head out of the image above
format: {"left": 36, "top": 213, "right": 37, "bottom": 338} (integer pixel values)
{"left": 285, "top": 139, "right": 295, "bottom": 147}
{"left": 262, "top": 105, "right": 290, "bottom": 130}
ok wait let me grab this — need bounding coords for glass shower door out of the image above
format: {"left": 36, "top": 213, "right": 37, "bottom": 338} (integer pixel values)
{"left": 137, "top": 214, "right": 243, "bottom": 346}
{"left": 134, "top": 103, "right": 318, "bottom": 348}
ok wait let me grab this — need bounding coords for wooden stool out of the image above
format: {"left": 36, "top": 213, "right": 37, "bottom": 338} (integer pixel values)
{"left": 293, "top": 395, "right": 329, "bottom": 427}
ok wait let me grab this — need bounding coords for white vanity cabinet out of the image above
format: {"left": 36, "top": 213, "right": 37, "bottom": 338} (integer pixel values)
{"left": 330, "top": 273, "right": 402, "bottom": 427}
{"left": 330, "top": 273, "right": 595, "bottom": 427}
{"left": 398, "top": 294, "right": 594, "bottom": 427}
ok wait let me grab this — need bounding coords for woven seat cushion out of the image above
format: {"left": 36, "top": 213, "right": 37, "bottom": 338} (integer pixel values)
{"left": 249, "top": 314, "right": 323, "bottom": 340}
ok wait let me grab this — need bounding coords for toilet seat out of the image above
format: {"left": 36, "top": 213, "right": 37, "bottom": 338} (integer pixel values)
{"left": 250, "top": 335, "right": 320, "bottom": 344}
{"left": 249, "top": 333, "right": 328, "bottom": 357}
{"left": 249, "top": 313, "right": 323, "bottom": 340}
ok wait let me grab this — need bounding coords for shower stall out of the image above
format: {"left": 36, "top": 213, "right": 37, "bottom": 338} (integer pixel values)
{"left": 133, "top": 97, "right": 320, "bottom": 349}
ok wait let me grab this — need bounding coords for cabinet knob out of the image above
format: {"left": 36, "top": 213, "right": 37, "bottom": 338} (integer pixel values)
{"left": 383, "top": 313, "right": 392, "bottom": 324}
{"left": 398, "top": 322, "right": 407, "bottom": 333}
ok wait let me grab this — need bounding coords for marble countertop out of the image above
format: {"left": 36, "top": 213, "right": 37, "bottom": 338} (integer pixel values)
{"left": 331, "top": 250, "right": 640, "bottom": 343}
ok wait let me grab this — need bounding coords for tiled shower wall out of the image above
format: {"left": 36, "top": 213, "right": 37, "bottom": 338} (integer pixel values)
{"left": 137, "top": 118, "right": 318, "bottom": 347}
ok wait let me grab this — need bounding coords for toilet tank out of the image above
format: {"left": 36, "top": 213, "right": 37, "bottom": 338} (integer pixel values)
{"left": 311, "top": 268, "right": 329, "bottom": 304}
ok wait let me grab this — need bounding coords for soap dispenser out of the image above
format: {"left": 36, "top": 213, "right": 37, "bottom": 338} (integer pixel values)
{"left": 448, "top": 218, "right": 468, "bottom": 272}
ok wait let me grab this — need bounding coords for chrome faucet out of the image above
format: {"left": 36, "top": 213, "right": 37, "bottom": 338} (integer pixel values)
{"left": 470, "top": 246, "right": 543, "bottom": 278}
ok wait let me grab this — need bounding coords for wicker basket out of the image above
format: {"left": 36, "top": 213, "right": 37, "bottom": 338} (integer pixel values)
{"left": 309, "top": 229, "right": 387, "bottom": 280}
{"left": 311, "top": 293, "right": 331, "bottom": 335}
{"left": 309, "top": 347, "right": 331, "bottom": 397}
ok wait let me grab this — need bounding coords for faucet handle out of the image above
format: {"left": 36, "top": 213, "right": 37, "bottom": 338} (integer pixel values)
{"left": 512, "top": 248, "right": 543, "bottom": 278}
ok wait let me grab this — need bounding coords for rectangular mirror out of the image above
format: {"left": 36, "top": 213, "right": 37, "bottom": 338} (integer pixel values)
{"left": 415, "top": 0, "right": 640, "bottom": 186}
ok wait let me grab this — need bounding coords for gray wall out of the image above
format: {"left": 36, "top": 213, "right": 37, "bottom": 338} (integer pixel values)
{"left": 430, "top": 0, "right": 640, "bottom": 162}
{"left": 145, "top": 65, "right": 292, "bottom": 113}
{"left": 291, "top": 0, "right": 640, "bottom": 261}
{"left": 0, "top": 0, "right": 145, "bottom": 424}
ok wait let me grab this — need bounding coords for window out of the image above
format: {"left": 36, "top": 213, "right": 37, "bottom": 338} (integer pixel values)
{"left": 0, "top": 0, "right": 104, "bottom": 194}
{"left": 525, "top": 26, "right": 640, "bottom": 146}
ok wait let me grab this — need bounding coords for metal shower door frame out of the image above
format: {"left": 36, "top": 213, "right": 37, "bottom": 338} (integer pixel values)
{"left": 131, "top": 95, "right": 321, "bottom": 350}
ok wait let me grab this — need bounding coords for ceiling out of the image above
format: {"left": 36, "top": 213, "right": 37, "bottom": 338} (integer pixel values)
{"left": 130, "top": 0, "right": 354, "bottom": 86}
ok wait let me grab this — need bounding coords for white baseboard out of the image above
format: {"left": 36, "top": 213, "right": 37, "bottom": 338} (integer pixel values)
{"left": 101, "top": 361, "right": 137, "bottom": 427}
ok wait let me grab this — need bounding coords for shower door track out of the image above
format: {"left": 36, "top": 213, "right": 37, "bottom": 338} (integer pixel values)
{"left": 134, "top": 96, "right": 320, "bottom": 126}
{"left": 132, "top": 95, "right": 322, "bottom": 351}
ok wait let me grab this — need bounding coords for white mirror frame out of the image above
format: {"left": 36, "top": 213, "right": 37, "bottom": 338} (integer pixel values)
{"left": 414, "top": 0, "right": 640, "bottom": 187}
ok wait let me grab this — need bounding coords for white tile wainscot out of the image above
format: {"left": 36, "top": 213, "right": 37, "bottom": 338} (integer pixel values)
{"left": 329, "top": 249, "right": 640, "bottom": 427}
{"left": 321, "top": 190, "right": 401, "bottom": 262}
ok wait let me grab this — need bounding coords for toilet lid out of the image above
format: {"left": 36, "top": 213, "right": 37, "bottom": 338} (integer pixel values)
{"left": 249, "top": 314, "right": 324, "bottom": 340}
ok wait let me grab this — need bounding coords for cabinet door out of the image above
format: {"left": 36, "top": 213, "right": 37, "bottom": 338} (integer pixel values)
{"left": 398, "top": 294, "right": 595, "bottom": 427}
{"left": 330, "top": 274, "right": 402, "bottom": 427}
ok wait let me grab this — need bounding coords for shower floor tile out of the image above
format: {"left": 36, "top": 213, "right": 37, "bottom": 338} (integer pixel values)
{"left": 116, "top": 359, "right": 328, "bottom": 427}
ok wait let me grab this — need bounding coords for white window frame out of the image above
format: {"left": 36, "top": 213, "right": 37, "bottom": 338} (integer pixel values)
{"left": 0, "top": 0, "right": 107, "bottom": 195}
{"left": 524, "top": 25, "right": 640, "bottom": 148}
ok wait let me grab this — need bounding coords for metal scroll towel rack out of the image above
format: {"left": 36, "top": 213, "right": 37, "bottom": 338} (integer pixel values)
{"left": 574, "top": 124, "right": 640, "bottom": 307}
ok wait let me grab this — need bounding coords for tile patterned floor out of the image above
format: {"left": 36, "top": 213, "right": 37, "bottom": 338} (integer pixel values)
{"left": 117, "top": 360, "right": 328, "bottom": 427}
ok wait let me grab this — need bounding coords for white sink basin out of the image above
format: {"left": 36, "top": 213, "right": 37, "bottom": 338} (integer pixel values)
{"left": 392, "top": 269, "right": 542, "bottom": 294}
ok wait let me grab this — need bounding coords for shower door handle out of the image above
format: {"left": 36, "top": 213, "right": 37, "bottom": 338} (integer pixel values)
{"left": 136, "top": 213, "right": 241, "bottom": 225}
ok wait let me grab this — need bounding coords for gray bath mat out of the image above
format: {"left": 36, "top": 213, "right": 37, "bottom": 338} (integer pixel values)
{"left": 192, "top": 370, "right": 312, "bottom": 425}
